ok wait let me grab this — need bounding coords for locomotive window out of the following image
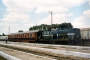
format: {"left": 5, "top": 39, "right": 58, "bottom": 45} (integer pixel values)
{"left": 47, "top": 32, "right": 49, "bottom": 34}
{"left": 49, "top": 32, "right": 51, "bottom": 34}
{"left": 43, "top": 32, "right": 47, "bottom": 34}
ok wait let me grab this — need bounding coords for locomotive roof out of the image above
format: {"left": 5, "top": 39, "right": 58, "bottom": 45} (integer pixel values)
{"left": 8, "top": 30, "right": 41, "bottom": 35}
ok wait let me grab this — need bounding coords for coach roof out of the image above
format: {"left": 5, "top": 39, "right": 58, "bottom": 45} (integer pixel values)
{"left": 8, "top": 30, "right": 40, "bottom": 35}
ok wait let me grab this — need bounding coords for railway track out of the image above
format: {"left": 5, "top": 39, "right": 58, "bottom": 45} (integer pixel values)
{"left": 0, "top": 46, "right": 89, "bottom": 60}
{"left": 7, "top": 41, "right": 90, "bottom": 53}
{"left": 0, "top": 41, "right": 90, "bottom": 60}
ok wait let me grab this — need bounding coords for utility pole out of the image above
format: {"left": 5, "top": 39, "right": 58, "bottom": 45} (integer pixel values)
{"left": 88, "top": 29, "right": 89, "bottom": 39}
{"left": 49, "top": 11, "right": 53, "bottom": 30}
{"left": 6, "top": 26, "right": 10, "bottom": 43}
{"left": 8, "top": 26, "right": 10, "bottom": 34}
{"left": 49, "top": 11, "right": 53, "bottom": 41}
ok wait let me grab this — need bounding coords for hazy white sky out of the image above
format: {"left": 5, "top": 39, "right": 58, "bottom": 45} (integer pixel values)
{"left": 0, "top": 0, "right": 90, "bottom": 34}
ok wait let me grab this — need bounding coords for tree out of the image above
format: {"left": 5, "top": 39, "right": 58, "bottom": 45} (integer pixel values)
{"left": 29, "top": 27, "right": 33, "bottom": 30}
{"left": 2, "top": 33, "right": 5, "bottom": 36}
{"left": 18, "top": 30, "right": 23, "bottom": 32}
{"left": 29, "top": 22, "right": 73, "bottom": 31}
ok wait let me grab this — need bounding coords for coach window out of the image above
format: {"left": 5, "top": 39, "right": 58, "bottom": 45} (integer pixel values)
{"left": 19, "top": 35, "right": 20, "bottom": 37}
{"left": 28, "top": 34, "right": 29, "bottom": 37}
{"left": 22, "top": 34, "right": 23, "bottom": 37}
{"left": 21, "top": 34, "right": 22, "bottom": 37}
{"left": 24, "top": 34, "right": 25, "bottom": 37}
{"left": 26, "top": 34, "right": 27, "bottom": 37}
{"left": 21, "top": 35, "right": 22, "bottom": 37}
{"left": 33, "top": 33, "right": 34, "bottom": 35}
{"left": 10, "top": 36, "right": 11, "bottom": 38}
{"left": 23, "top": 34, "right": 24, "bottom": 37}
{"left": 28, "top": 34, "right": 29, "bottom": 36}
{"left": 25, "top": 34, "right": 26, "bottom": 37}
{"left": 26, "top": 34, "right": 28, "bottom": 36}
{"left": 21, "top": 34, "right": 23, "bottom": 37}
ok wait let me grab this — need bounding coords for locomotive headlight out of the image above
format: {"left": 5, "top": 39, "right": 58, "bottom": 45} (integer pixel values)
{"left": 77, "top": 35, "right": 79, "bottom": 38}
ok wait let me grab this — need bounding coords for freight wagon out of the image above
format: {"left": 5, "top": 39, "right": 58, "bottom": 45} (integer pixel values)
{"left": 0, "top": 36, "right": 8, "bottom": 41}
{"left": 80, "top": 28, "right": 90, "bottom": 46}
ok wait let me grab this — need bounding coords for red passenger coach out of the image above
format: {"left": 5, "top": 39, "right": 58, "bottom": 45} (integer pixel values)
{"left": 8, "top": 30, "right": 41, "bottom": 43}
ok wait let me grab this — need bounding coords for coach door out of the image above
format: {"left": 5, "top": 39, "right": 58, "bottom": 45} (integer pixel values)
{"left": 37, "top": 31, "right": 43, "bottom": 40}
